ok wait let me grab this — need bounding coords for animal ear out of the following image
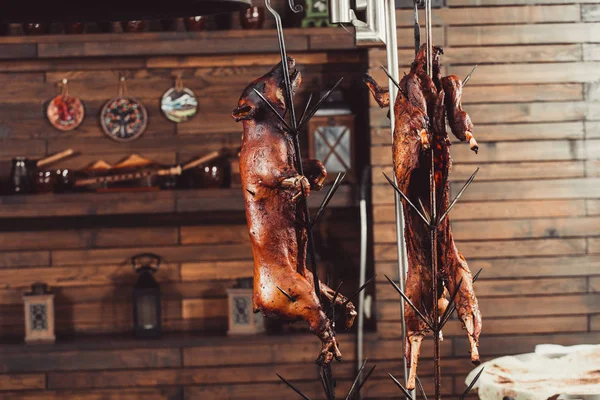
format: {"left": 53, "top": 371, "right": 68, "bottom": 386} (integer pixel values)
{"left": 232, "top": 104, "right": 255, "bottom": 122}
{"left": 363, "top": 73, "right": 390, "bottom": 108}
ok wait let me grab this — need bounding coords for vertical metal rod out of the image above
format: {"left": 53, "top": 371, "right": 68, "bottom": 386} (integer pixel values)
{"left": 430, "top": 150, "right": 441, "bottom": 400}
{"left": 264, "top": 0, "right": 322, "bottom": 304}
{"left": 384, "top": 0, "right": 411, "bottom": 395}
{"left": 413, "top": 1, "right": 420, "bottom": 55}
{"left": 426, "top": 0, "right": 433, "bottom": 76}
{"left": 357, "top": 172, "right": 368, "bottom": 400}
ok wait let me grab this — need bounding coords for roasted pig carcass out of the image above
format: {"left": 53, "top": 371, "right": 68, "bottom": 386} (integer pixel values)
{"left": 365, "top": 44, "right": 481, "bottom": 390}
{"left": 232, "top": 57, "right": 357, "bottom": 365}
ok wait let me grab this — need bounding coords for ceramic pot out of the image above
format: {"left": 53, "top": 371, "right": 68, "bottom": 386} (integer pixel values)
{"left": 35, "top": 170, "right": 55, "bottom": 193}
{"left": 22, "top": 22, "right": 48, "bottom": 35}
{"left": 121, "top": 20, "right": 146, "bottom": 33}
{"left": 183, "top": 16, "right": 205, "bottom": 32}
{"left": 63, "top": 22, "right": 85, "bottom": 34}
{"left": 240, "top": 6, "right": 264, "bottom": 30}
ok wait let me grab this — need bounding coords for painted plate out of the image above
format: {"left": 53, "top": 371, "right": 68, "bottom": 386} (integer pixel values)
{"left": 160, "top": 87, "right": 198, "bottom": 123}
{"left": 100, "top": 96, "right": 148, "bottom": 142}
{"left": 46, "top": 94, "right": 85, "bottom": 131}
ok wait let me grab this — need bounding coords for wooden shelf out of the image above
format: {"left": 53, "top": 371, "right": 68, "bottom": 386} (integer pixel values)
{"left": 0, "top": 28, "right": 359, "bottom": 60}
{"left": 0, "top": 186, "right": 356, "bottom": 219}
{"left": 0, "top": 331, "right": 354, "bottom": 354}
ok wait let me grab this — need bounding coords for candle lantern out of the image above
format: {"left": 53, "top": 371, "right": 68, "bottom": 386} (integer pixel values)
{"left": 132, "top": 253, "right": 162, "bottom": 339}
{"left": 23, "top": 282, "right": 55, "bottom": 344}
{"left": 227, "top": 277, "right": 265, "bottom": 335}
{"left": 307, "top": 88, "right": 355, "bottom": 183}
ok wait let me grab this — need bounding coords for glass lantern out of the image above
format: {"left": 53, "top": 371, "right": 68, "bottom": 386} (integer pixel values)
{"left": 23, "top": 282, "right": 55, "bottom": 344}
{"left": 132, "top": 253, "right": 162, "bottom": 339}
{"left": 227, "top": 277, "right": 265, "bottom": 335}
{"left": 307, "top": 87, "right": 355, "bottom": 183}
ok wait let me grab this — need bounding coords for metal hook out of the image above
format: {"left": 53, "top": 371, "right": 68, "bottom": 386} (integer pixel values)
{"left": 288, "top": 0, "right": 303, "bottom": 13}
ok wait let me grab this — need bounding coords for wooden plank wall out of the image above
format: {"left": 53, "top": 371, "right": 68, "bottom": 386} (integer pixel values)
{"left": 369, "top": 0, "right": 600, "bottom": 396}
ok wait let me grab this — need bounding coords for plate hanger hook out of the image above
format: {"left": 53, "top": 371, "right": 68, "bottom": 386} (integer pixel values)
{"left": 175, "top": 73, "right": 184, "bottom": 91}
{"left": 118, "top": 73, "right": 128, "bottom": 97}
{"left": 60, "top": 78, "right": 69, "bottom": 96}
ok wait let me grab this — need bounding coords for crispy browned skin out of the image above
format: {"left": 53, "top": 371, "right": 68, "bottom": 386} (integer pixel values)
{"left": 442, "top": 75, "right": 479, "bottom": 153}
{"left": 365, "top": 43, "right": 481, "bottom": 390}
{"left": 232, "top": 58, "right": 356, "bottom": 366}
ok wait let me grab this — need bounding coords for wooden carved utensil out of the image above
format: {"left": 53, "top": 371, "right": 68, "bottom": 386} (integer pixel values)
{"left": 36, "top": 149, "right": 75, "bottom": 168}
{"left": 73, "top": 150, "right": 222, "bottom": 188}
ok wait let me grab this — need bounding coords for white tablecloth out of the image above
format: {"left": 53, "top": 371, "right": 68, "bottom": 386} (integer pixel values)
{"left": 464, "top": 344, "right": 600, "bottom": 400}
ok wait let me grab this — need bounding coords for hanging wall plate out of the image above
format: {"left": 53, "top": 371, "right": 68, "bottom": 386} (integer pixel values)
{"left": 100, "top": 77, "right": 148, "bottom": 142}
{"left": 46, "top": 79, "right": 85, "bottom": 132}
{"left": 160, "top": 76, "right": 198, "bottom": 123}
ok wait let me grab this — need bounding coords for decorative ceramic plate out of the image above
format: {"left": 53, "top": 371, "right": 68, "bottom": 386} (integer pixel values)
{"left": 46, "top": 94, "right": 85, "bottom": 131}
{"left": 100, "top": 96, "right": 148, "bottom": 142}
{"left": 160, "top": 87, "right": 198, "bottom": 123}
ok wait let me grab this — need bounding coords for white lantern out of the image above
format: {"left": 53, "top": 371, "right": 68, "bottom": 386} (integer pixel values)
{"left": 227, "top": 278, "right": 265, "bottom": 335}
{"left": 23, "top": 283, "right": 55, "bottom": 344}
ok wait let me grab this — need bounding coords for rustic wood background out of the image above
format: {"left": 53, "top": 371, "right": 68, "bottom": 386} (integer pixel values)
{"left": 0, "top": 0, "right": 598, "bottom": 399}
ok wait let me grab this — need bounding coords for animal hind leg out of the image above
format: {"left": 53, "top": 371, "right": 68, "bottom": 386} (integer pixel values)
{"left": 319, "top": 280, "right": 357, "bottom": 329}
{"left": 302, "top": 269, "right": 357, "bottom": 330}
{"left": 264, "top": 273, "right": 342, "bottom": 366}
{"left": 405, "top": 332, "right": 424, "bottom": 390}
{"left": 446, "top": 242, "right": 482, "bottom": 365}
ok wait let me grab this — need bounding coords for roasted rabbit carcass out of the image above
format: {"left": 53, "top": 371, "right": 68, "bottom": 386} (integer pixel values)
{"left": 365, "top": 44, "right": 481, "bottom": 390}
{"left": 232, "top": 57, "right": 357, "bottom": 365}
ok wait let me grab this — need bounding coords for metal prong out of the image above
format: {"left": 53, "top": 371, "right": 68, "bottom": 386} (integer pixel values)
{"left": 439, "top": 278, "right": 463, "bottom": 330}
{"left": 383, "top": 172, "right": 431, "bottom": 227}
{"left": 326, "top": 281, "right": 344, "bottom": 318}
{"left": 252, "top": 88, "right": 294, "bottom": 134}
{"left": 341, "top": 275, "right": 376, "bottom": 309}
{"left": 351, "top": 364, "right": 377, "bottom": 400}
{"left": 389, "top": 373, "right": 414, "bottom": 400}
{"left": 276, "top": 285, "right": 296, "bottom": 302}
{"left": 415, "top": 375, "right": 428, "bottom": 400}
{"left": 437, "top": 167, "right": 479, "bottom": 226}
{"left": 276, "top": 373, "right": 312, "bottom": 400}
{"left": 299, "top": 78, "right": 344, "bottom": 129}
{"left": 381, "top": 65, "right": 401, "bottom": 90}
{"left": 346, "top": 358, "right": 368, "bottom": 400}
{"left": 459, "top": 367, "right": 485, "bottom": 400}
{"left": 320, "top": 365, "right": 335, "bottom": 400}
{"left": 298, "top": 93, "right": 313, "bottom": 127}
{"left": 312, "top": 172, "right": 346, "bottom": 225}
{"left": 462, "top": 65, "right": 477, "bottom": 86}
{"left": 385, "top": 275, "right": 434, "bottom": 330}
{"left": 446, "top": 268, "right": 483, "bottom": 328}
{"left": 417, "top": 198, "right": 431, "bottom": 224}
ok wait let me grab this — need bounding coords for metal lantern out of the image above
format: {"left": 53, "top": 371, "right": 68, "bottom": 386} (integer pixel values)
{"left": 132, "top": 253, "right": 162, "bottom": 339}
{"left": 23, "top": 282, "right": 55, "bottom": 344}
{"left": 227, "top": 277, "right": 265, "bottom": 335}
{"left": 307, "top": 88, "right": 355, "bottom": 183}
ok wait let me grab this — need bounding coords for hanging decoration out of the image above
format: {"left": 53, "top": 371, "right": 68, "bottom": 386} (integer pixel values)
{"left": 160, "top": 75, "right": 198, "bottom": 123}
{"left": 46, "top": 78, "right": 85, "bottom": 132}
{"left": 100, "top": 76, "right": 148, "bottom": 142}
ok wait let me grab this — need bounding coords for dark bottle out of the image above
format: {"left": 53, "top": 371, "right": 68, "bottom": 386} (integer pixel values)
{"left": 10, "top": 157, "right": 34, "bottom": 194}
